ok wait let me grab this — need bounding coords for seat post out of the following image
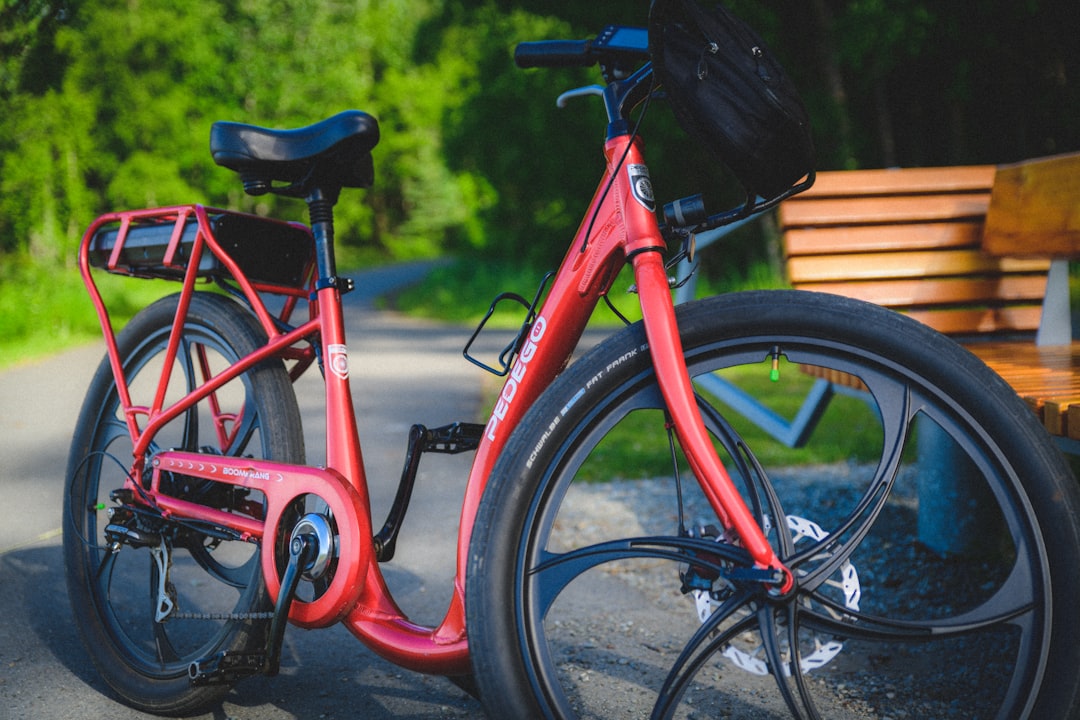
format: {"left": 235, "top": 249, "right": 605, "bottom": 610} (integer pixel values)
{"left": 306, "top": 186, "right": 340, "bottom": 288}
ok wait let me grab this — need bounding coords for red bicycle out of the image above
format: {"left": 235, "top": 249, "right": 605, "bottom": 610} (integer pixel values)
{"left": 64, "top": 11, "right": 1080, "bottom": 720}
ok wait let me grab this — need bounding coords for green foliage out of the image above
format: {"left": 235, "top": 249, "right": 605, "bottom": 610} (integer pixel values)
{"left": 392, "top": 255, "right": 787, "bottom": 331}
{"left": 436, "top": 7, "right": 600, "bottom": 266}
{"left": 0, "top": 0, "right": 69, "bottom": 99}
{"left": 0, "top": 88, "right": 95, "bottom": 260}
{"left": 392, "top": 255, "right": 655, "bottom": 330}
{"left": 1, "top": 0, "right": 1079, "bottom": 365}
{"left": 0, "top": 259, "right": 174, "bottom": 369}
{"left": 522, "top": 355, "right": 885, "bottom": 483}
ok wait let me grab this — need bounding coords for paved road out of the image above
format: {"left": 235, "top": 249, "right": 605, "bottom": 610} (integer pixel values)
{"left": 0, "top": 262, "right": 512, "bottom": 719}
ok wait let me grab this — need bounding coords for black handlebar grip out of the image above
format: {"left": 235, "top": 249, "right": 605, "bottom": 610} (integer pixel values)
{"left": 514, "top": 40, "right": 594, "bottom": 68}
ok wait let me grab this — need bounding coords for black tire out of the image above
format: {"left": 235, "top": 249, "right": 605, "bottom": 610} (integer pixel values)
{"left": 64, "top": 292, "right": 305, "bottom": 715}
{"left": 467, "top": 290, "right": 1080, "bottom": 719}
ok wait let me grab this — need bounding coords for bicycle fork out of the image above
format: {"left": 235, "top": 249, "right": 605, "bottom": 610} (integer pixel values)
{"left": 630, "top": 248, "right": 793, "bottom": 593}
{"left": 602, "top": 130, "right": 794, "bottom": 593}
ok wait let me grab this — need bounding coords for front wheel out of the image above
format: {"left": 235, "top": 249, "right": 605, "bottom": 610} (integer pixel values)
{"left": 467, "top": 290, "right": 1080, "bottom": 719}
{"left": 63, "top": 292, "right": 305, "bottom": 715}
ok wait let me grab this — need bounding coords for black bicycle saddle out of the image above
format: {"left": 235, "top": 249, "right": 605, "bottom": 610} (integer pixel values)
{"left": 210, "top": 110, "right": 380, "bottom": 196}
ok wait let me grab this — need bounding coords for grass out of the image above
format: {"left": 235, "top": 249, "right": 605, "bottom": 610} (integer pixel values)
{"left": 0, "top": 243, "right": 387, "bottom": 371}
{"left": 420, "top": 257, "right": 884, "bottom": 474}
{"left": 0, "top": 251, "right": 916, "bottom": 479}
{"left": 391, "top": 257, "right": 646, "bottom": 329}
{"left": 546, "top": 359, "right": 886, "bottom": 482}
{"left": 391, "top": 255, "right": 788, "bottom": 328}
{"left": 0, "top": 261, "right": 178, "bottom": 370}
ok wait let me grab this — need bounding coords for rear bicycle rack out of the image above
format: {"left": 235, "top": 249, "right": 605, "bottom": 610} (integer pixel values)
{"left": 88, "top": 208, "right": 314, "bottom": 290}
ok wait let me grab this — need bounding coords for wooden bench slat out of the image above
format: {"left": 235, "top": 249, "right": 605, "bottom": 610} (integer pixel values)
{"left": 800, "top": 340, "right": 1080, "bottom": 438}
{"left": 784, "top": 223, "right": 983, "bottom": 256}
{"left": 965, "top": 342, "right": 1080, "bottom": 365}
{"left": 794, "top": 276, "right": 1047, "bottom": 307}
{"left": 780, "top": 160, "right": 1075, "bottom": 439}
{"left": 968, "top": 343, "right": 1080, "bottom": 390}
{"left": 787, "top": 250, "right": 1049, "bottom": 284}
{"left": 997, "top": 380, "right": 1080, "bottom": 394}
{"left": 801, "top": 166, "right": 996, "bottom": 197}
{"left": 779, "top": 194, "right": 990, "bottom": 226}
{"left": 798, "top": 365, "right": 868, "bottom": 392}
{"left": 904, "top": 306, "right": 1043, "bottom": 335}
{"left": 1044, "top": 401, "right": 1070, "bottom": 436}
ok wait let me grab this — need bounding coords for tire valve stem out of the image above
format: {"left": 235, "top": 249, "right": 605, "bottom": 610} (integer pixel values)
{"left": 769, "top": 346, "right": 781, "bottom": 382}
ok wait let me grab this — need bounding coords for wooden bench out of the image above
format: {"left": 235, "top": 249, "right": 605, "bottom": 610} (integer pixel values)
{"left": 778, "top": 153, "right": 1080, "bottom": 454}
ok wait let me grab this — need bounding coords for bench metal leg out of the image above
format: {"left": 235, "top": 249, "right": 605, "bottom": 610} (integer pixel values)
{"left": 697, "top": 371, "right": 1007, "bottom": 555}
{"left": 1054, "top": 435, "right": 1080, "bottom": 456}
{"left": 916, "top": 418, "right": 1003, "bottom": 556}
{"left": 694, "top": 374, "right": 834, "bottom": 448}
{"left": 1036, "top": 258, "right": 1072, "bottom": 346}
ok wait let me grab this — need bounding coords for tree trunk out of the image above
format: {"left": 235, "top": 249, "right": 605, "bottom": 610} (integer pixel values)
{"left": 807, "top": 0, "right": 855, "bottom": 168}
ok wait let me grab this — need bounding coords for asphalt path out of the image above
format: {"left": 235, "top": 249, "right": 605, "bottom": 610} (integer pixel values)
{"left": 0, "top": 262, "right": 519, "bottom": 720}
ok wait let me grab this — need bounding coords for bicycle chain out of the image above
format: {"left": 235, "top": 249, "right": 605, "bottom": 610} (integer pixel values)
{"left": 167, "top": 611, "right": 275, "bottom": 621}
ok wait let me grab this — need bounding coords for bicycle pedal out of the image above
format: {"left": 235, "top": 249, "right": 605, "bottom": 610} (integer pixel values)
{"left": 373, "top": 422, "right": 484, "bottom": 562}
{"left": 422, "top": 422, "right": 484, "bottom": 454}
{"left": 188, "top": 650, "right": 266, "bottom": 686}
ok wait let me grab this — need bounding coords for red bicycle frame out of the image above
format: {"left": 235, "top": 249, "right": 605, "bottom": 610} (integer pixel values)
{"left": 78, "top": 130, "right": 790, "bottom": 680}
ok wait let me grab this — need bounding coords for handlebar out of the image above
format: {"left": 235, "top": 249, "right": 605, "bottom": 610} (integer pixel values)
{"left": 514, "top": 25, "right": 650, "bottom": 70}
{"left": 514, "top": 41, "right": 596, "bottom": 69}
{"left": 516, "top": 24, "right": 813, "bottom": 234}
{"left": 514, "top": 25, "right": 653, "bottom": 130}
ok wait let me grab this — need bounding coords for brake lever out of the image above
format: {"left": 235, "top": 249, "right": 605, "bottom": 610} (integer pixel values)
{"left": 556, "top": 85, "right": 604, "bottom": 108}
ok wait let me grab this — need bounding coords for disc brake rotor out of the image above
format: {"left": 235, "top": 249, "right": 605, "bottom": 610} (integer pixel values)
{"left": 692, "top": 514, "right": 861, "bottom": 676}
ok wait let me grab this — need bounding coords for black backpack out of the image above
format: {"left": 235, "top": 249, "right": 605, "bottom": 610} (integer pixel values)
{"left": 650, "top": 0, "right": 815, "bottom": 203}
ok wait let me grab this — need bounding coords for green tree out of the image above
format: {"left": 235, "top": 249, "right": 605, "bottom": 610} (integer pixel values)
{"left": 194, "top": 0, "right": 478, "bottom": 257}
{"left": 436, "top": 5, "right": 596, "bottom": 266}
{"left": 0, "top": 89, "right": 95, "bottom": 261}
{"left": 0, "top": 0, "right": 235, "bottom": 260}
{"left": 0, "top": 0, "right": 69, "bottom": 100}
{"left": 2, "top": 0, "right": 1078, "bottom": 278}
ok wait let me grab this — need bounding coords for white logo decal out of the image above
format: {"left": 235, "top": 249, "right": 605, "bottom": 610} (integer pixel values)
{"left": 627, "top": 164, "right": 655, "bottom": 211}
{"left": 328, "top": 344, "right": 349, "bottom": 380}
{"left": 486, "top": 316, "right": 547, "bottom": 442}
{"left": 222, "top": 466, "right": 271, "bottom": 481}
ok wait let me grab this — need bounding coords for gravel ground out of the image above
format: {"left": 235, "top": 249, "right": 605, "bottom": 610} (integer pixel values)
{"left": 531, "top": 463, "right": 1016, "bottom": 719}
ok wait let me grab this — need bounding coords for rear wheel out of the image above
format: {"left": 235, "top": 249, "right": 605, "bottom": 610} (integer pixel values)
{"left": 467, "top": 290, "right": 1080, "bottom": 719}
{"left": 64, "top": 292, "right": 305, "bottom": 715}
